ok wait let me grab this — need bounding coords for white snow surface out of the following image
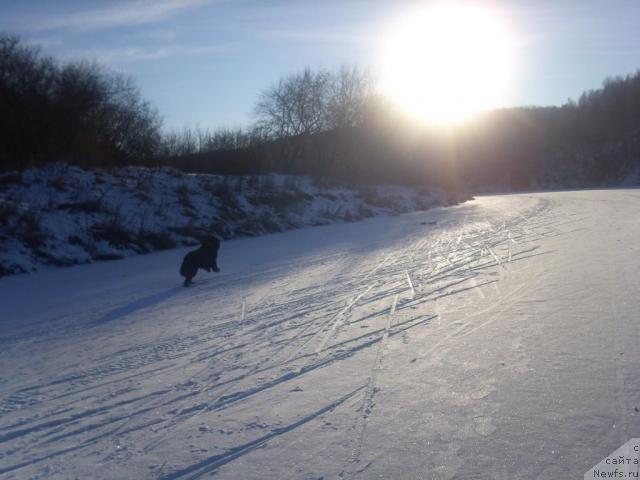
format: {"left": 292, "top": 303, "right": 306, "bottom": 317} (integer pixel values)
{"left": 1, "top": 189, "right": 639, "bottom": 479}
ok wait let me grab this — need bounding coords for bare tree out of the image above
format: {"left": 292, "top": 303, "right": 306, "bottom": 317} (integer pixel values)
{"left": 253, "top": 65, "right": 377, "bottom": 139}
{"left": 254, "top": 67, "right": 332, "bottom": 139}
{"left": 327, "top": 65, "right": 374, "bottom": 129}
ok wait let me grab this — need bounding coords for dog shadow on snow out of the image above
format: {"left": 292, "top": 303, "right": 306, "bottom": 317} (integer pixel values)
{"left": 95, "top": 287, "right": 183, "bottom": 324}
{"left": 95, "top": 277, "right": 223, "bottom": 325}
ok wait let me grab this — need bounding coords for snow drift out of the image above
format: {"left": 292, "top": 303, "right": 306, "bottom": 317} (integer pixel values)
{"left": 0, "top": 163, "right": 456, "bottom": 276}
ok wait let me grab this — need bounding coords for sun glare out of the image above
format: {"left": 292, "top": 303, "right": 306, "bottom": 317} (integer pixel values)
{"left": 381, "top": 2, "right": 515, "bottom": 125}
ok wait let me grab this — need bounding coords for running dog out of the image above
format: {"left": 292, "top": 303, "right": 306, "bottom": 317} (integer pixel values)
{"left": 180, "top": 236, "right": 220, "bottom": 286}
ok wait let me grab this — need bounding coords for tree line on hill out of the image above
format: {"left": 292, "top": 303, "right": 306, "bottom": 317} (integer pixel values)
{"left": 0, "top": 35, "right": 161, "bottom": 170}
{"left": 2, "top": 34, "right": 639, "bottom": 192}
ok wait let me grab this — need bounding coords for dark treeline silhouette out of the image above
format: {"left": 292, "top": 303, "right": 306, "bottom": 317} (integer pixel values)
{"left": 2, "top": 35, "right": 639, "bottom": 193}
{"left": 158, "top": 67, "right": 461, "bottom": 194}
{"left": 457, "top": 74, "right": 640, "bottom": 191}
{"left": 159, "top": 67, "right": 640, "bottom": 193}
{"left": 0, "top": 34, "right": 161, "bottom": 170}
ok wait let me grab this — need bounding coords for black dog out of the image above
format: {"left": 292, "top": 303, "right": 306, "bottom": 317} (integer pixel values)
{"left": 180, "top": 237, "right": 220, "bottom": 286}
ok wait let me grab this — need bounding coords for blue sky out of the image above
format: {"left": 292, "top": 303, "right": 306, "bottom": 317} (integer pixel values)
{"left": 2, "top": 0, "right": 639, "bottom": 131}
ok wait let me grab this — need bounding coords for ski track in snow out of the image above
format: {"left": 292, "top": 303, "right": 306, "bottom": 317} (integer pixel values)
{"left": 1, "top": 190, "right": 639, "bottom": 479}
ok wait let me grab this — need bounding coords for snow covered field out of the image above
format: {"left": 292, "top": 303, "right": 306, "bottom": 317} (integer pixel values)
{"left": 1, "top": 189, "right": 639, "bottom": 479}
{"left": 0, "top": 164, "right": 449, "bottom": 276}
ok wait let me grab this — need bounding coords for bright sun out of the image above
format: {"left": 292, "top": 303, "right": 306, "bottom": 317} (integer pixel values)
{"left": 381, "top": 2, "right": 514, "bottom": 125}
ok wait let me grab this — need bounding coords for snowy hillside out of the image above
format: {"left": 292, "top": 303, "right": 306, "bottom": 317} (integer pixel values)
{"left": 0, "top": 164, "right": 454, "bottom": 276}
{"left": 1, "top": 189, "right": 639, "bottom": 479}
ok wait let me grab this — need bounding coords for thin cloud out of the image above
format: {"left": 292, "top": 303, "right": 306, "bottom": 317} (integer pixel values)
{"left": 261, "top": 28, "right": 376, "bottom": 46}
{"left": 23, "top": 37, "right": 64, "bottom": 49}
{"left": 127, "top": 29, "right": 179, "bottom": 42}
{"left": 25, "top": 0, "right": 211, "bottom": 32}
{"left": 61, "top": 43, "right": 234, "bottom": 65}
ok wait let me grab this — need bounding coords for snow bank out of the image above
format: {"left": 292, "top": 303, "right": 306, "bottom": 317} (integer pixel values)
{"left": 0, "top": 163, "right": 455, "bottom": 276}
